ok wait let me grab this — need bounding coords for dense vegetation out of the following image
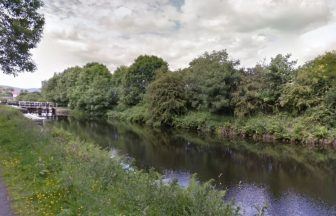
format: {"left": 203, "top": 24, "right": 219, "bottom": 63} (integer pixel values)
{"left": 42, "top": 63, "right": 117, "bottom": 116}
{"left": 0, "top": 0, "right": 44, "bottom": 75}
{"left": 41, "top": 51, "right": 336, "bottom": 145}
{"left": 0, "top": 106, "right": 238, "bottom": 215}
{"left": 16, "top": 90, "right": 45, "bottom": 101}
{"left": 0, "top": 86, "right": 13, "bottom": 99}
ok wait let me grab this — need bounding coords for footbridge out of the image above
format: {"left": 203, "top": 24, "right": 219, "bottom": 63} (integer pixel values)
{"left": 13, "top": 101, "right": 56, "bottom": 116}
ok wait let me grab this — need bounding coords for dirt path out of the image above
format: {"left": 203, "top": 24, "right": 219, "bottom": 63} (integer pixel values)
{"left": 0, "top": 168, "right": 13, "bottom": 216}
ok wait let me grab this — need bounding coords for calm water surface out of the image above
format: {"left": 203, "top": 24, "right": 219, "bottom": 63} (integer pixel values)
{"left": 47, "top": 118, "right": 336, "bottom": 216}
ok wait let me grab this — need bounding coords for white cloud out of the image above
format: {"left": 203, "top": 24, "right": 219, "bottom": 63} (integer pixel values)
{"left": 1, "top": 0, "right": 336, "bottom": 88}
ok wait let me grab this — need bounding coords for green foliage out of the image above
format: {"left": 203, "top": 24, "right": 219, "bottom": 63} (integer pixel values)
{"left": 148, "top": 73, "right": 187, "bottom": 126}
{"left": 173, "top": 111, "right": 232, "bottom": 132}
{"left": 325, "top": 87, "right": 336, "bottom": 110}
{"left": 183, "top": 50, "right": 240, "bottom": 113}
{"left": 107, "top": 103, "right": 150, "bottom": 124}
{"left": 41, "top": 50, "right": 336, "bottom": 144}
{"left": 122, "top": 55, "right": 168, "bottom": 106}
{"left": 280, "top": 51, "right": 336, "bottom": 118}
{"left": 16, "top": 91, "right": 45, "bottom": 102}
{"left": 68, "top": 63, "right": 117, "bottom": 116}
{"left": 42, "top": 63, "right": 117, "bottom": 117}
{"left": 280, "top": 83, "right": 315, "bottom": 115}
{"left": 233, "top": 54, "right": 296, "bottom": 117}
{"left": 42, "top": 66, "right": 82, "bottom": 106}
{"left": 111, "top": 65, "right": 128, "bottom": 101}
{"left": 0, "top": 0, "right": 44, "bottom": 75}
{"left": 297, "top": 51, "right": 336, "bottom": 91}
{"left": 263, "top": 54, "right": 296, "bottom": 102}
{"left": 0, "top": 107, "right": 238, "bottom": 215}
{"left": 232, "top": 67, "right": 266, "bottom": 117}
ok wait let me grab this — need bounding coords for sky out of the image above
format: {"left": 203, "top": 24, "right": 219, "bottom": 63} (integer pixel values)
{"left": 1, "top": 0, "right": 336, "bottom": 88}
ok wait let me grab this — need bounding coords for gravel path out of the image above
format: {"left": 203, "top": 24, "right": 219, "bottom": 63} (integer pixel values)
{"left": 0, "top": 168, "right": 13, "bottom": 216}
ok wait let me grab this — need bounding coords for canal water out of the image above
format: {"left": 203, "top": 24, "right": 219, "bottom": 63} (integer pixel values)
{"left": 47, "top": 118, "right": 336, "bottom": 216}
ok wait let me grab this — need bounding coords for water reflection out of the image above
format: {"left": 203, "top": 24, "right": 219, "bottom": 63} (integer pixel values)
{"left": 47, "top": 118, "right": 336, "bottom": 216}
{"left": 162, "top": 170, "right": 192, "bottom": 188}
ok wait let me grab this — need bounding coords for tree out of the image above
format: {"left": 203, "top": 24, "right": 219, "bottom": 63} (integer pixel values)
{"left": 16, "top": 91, "right": 45, "bottom": 101}
{"left": 296, "top": 51, "right": 336, "bottom": 93}
{"left": 122, "top": 55, "right": 168, "bottom": 106}
{"left": 280, "top": 51, "right": 336, "bottom": 115}
{"left": 42, "top": 67, "right": 82, "bottom": 106}
{"left": 0, "top": 0, "right": 44, "bottom": 75}
{"left": 325, "top": 87, "right": 336, "bottom": 110}
{"left": 111, "top": 66, "right": 128, "bottom": 103}
{"left": 148, "top": 72, "right": 187, "bottom": 126}
{"left": 42, "top": 63, "right": 117, "bottom": 116}
{"left": 232, "top": 54, "right": 296, "bottom": 117}
{"left": 260, "top": 54, "right": 296, "bottom": 108}
{"left": 232, "top": 66, "right": 267, "bottom": 117}
{"left": 68, "top": 63, "right": 116, "bottom": 116}
{"left": 183, "top": 50, "right": 240, "bottom": 114}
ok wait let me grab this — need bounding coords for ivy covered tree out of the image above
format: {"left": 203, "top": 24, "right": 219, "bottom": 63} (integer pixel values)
{"left": 147, "top": 72, "right": 187, "bottom": 126}
{"left": 0, "top": 0, "right": 44, "bottom": 75}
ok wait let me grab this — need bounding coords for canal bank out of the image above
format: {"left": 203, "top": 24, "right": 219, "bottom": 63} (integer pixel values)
{"left": 0, "top": 106, "right": 237, "bottom": 215}
{"left": 107, "top": 110, "right": 336, "bottom": 149}
{"left": 48, "top": 118, "right": 336, "bottom": 216}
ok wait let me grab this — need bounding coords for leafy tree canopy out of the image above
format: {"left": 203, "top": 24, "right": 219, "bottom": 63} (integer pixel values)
{"left": 280, "top": 51, "right": 336, "bottom": 115}
{"left": 16, "top": 91, "right": 45, "bottom": 101}
{"left": 184, "top": 50, "right": 240, "bottom": 113}
{"left": 0, "top": 0, "right": 44, "bottom": 75}
{"left": 42, "top": 63, "right": 117, "bottom": 116}
{"left": 122, "top": 55, "right": 168, "bottom": 106}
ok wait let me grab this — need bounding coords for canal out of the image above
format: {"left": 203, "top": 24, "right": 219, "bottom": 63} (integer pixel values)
{"left": 46, "top": 118, "right": 336, "bottom": 216}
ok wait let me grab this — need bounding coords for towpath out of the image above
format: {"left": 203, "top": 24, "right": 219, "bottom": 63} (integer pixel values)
{"left": 0, "top": 168, "right": 13, "bottom": 216}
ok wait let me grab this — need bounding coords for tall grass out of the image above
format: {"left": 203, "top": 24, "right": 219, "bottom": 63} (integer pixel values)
{"left": 0, "top": 106, "right": 238, "bottom": 215}
{"left": 108, "top": 105, "right": 336, "bottom": 146}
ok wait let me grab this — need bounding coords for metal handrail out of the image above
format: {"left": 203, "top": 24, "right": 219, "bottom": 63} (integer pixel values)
{"left": 17, "top": 101, "right": 55, "bottom": 108}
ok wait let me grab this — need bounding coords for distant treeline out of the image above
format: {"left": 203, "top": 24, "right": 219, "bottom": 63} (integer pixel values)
{"left": 40, "top": 50, "right": 336, "bottom": 144}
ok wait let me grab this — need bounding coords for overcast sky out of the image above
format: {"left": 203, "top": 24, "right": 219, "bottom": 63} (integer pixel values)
{"left": 1, "top": 0, "right": 336, "bottom": 88}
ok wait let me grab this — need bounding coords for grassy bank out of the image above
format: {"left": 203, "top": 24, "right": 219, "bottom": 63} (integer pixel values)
{"left": 107, "top": 108, "right": 336, "bottom": 148}
{"left": 0, "top": 106, "right": 238, "bottom": 215}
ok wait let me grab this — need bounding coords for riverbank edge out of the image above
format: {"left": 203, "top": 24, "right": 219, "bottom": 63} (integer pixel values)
{"left": 107, "top": 110, "right": 336, "bottom": 149}
{"left": 0, "top": 106, "right": 238, "bottom": 215}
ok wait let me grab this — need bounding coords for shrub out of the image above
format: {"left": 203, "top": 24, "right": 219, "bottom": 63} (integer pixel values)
{"left": 147, "top": 73, "right": 187, "bottom": 126}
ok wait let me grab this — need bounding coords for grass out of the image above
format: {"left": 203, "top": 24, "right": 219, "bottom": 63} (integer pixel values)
{"left": 228, "top": 114, "right": 336, "bottom": 144}
{"left": 0, "top": 106, "right": 238, "bottom": 215}
{"left": 108, "top": 105, "right": 336, "bottom": 146}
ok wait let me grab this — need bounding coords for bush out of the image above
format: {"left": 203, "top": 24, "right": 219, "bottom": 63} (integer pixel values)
{"left": 147, "top": 73, "right": 187, "bottom": 126}
{"left": 107, "top": 103, "right": 150, "bottom": 124}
